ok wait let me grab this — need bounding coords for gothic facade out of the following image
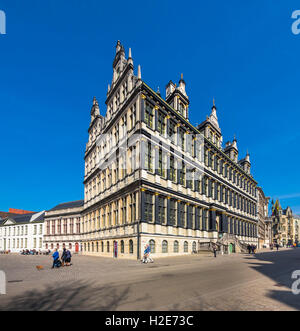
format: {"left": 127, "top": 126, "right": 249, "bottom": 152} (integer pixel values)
{"left": 271, "top": 200, "right": 300, "bottom": 246}
{"left": 80, "top": 41, "right": 259, "bottom": 259}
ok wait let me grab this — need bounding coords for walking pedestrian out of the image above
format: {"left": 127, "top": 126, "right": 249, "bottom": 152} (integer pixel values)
{"left": 212, "top": 243, "right": 217, "bottom": 258}
{"left": 247, "top": 244, "right": 251, "bottom": 254}
{"left": 276, "top": 243, "right": 279, "bottom": 251}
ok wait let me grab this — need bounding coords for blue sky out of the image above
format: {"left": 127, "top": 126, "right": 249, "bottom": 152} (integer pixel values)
{"left": 0, "top": 0, "right": 299, "bottom": 214}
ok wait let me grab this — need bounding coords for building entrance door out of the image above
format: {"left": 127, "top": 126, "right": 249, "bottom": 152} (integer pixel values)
{"left": 75, "top": 243, "right": 79, "bottom": 253}
{"left": 113, "top": 241, "right": 118, "bottom": 258}
{"left": 229, "top": 243, "right": 235, "bottom": 254}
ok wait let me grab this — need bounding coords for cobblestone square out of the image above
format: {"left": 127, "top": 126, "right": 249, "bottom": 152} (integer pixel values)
{"left": 0, "top": 248, "right": 300, "bottom": 311}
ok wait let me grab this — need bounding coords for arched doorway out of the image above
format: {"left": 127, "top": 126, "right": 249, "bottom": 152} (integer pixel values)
{"left": 75, "top": 243, "right": 79, "bottom": 253}
{"left": 229, "top": 243, "right": 235, "bottom": 254}
{"left": 113, "top": 241, "right": 118, "bottom": 258}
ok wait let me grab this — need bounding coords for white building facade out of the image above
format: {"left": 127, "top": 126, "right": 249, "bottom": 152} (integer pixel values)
{"left": 0, "top": 211, "right": 45, "bottom": 253}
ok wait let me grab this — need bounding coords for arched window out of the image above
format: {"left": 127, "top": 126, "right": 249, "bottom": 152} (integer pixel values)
{"left": 162, "top": 240, "right": 168, "bottom": 253}
{"left": 121, "top": 240, "right": 124, "bottom": 253}
{"left": 107, "top": 241, "right": 110, "bottom": 253}
{"left": 101, "top": 241, "right": 104, "bottom": 252}
{"left": 174, "top": 240, "right": 179, "bottom": 253}
{"left": 96, "top": 242, "right": 99, "bottom": 252}
{"left": 184, "top": 241, "right": 188, "bottom": 253}
{"left": 192, "top": 241, "right": 197, "bottom": 252}
{"left": 149, "top": 240, "right": 155, "bottom": 253}
{"left": 129, "top": 240, "right": 134, "bottom": 254}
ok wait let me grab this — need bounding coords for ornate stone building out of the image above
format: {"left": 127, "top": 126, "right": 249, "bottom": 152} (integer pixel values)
{"left": 271, "top": 200, "right": 300, "bottom": 246}
{"left": 80, "top": 41, "right": 259, "bottom": 259}
{"left": 257, "top": 187, "right": 270, "bottom": 248}
{"left": 43, "top": 200, "right": 83, "bottom": 252}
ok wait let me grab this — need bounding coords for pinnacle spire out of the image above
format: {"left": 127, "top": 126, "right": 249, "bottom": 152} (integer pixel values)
{"left": 137, "top": 65, "right": 141, "bottom": 80}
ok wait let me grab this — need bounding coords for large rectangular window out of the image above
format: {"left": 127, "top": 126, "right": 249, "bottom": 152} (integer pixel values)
{"left": 145, "top": 102, "right": 153, "bottom": 128}
{"left": 169, "top": 199, "right": 176, "bottom": 226}
{"left": 144, "top": 193, "right": 153, "bottom": 222}
{"left": 157, "top": 196, "right": 166, "bottom": 224}
{"left": 179, "top": 162, "right": 185, "bottom": 186}
{"left": 169, "top": 156, "right": 176, "bottom": 182}
{"left": 169, "top": 120, "right": 176, "bottom": 144}
{"left": 158, "top": 148, "right": 166, "bottom": 178}
{"left": 145, "top": 142, "right": 153, "bottom": 172}
{"left": 180, "top": 203, "right": 186, "bottom": 227}
{"left": 157, "top": 112, "right": 166, "bottom": 135}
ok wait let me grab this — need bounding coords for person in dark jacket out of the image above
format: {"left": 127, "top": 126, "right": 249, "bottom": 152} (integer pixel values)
{"left": 65, "top": 249, "right": 72, "bottom": 266}
{"left": 52, "top": 249, "right": 59, "bottom": 269}
{"left": 61, "top": 248, "right": 67, "bottom": 266}
{"left": 247, "top": 244, "right": 251, "bottom": 254}
{"left": 212, "top": 243, "right": 217, "bottom": 258}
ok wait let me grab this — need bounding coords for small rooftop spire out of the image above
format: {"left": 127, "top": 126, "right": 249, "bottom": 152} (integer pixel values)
{"left": 128, "top": 47, "right": 132, "bottom": 59}
{"left": 137, "top": 65, "right": 141, "bottom": 80}
{"left": 157, "top": 86, "right": 161, "bottom": 96}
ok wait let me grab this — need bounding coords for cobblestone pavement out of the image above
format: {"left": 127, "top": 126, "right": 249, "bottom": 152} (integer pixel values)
{"left": 0, "top": 248, "right": 300, "bottom": 311}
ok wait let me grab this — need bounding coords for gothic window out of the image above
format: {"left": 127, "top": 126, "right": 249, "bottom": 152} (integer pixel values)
{"left": 129, "top": 240, "right": 134, "bottom": 254}
{"left": 184, "top": 241, "right": 188, "bottom": 253}
{"left": 174, "top": 240, "right": 179, "bottom": 253}
{"left": 149, "top": 239, "right": 155, "bottom": 253}
{"left": 162, "top": 240, "right": 168, "bottom": 253}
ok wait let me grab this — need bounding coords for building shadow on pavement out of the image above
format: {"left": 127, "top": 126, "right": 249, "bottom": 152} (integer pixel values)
{"left": 244, "top": 249, "right": 300, "bottom": 310}
{"left": 0, "top": 280, "right": 140, "bottom": 311}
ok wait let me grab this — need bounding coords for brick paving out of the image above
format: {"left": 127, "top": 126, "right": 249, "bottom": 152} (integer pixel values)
{"left": 0, "top": 248, "right": 299, "bottom": 311}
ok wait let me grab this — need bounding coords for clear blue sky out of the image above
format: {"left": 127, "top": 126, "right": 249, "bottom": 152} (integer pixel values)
{"left": 0, "top": 0, "right": 299, "bottom": 214}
